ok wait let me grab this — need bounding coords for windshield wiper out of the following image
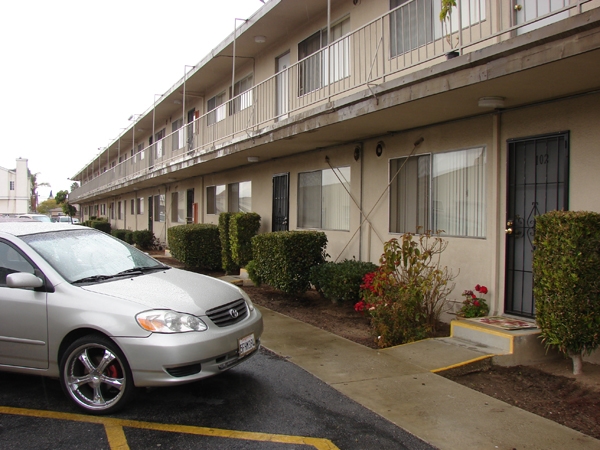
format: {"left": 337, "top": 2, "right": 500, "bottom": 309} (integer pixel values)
{"left": 73, "top": 266, "right": 169, "bottom": 285}
{"left": 116, "top": 265, "right": 169, "bottom": 276}
{"left": 72, "top": 274, "right": 116, "bottom": 284}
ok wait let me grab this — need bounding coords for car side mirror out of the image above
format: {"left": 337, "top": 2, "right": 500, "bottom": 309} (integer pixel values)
{"left": 6, "top": 272, "right": 44, "bottom": 289}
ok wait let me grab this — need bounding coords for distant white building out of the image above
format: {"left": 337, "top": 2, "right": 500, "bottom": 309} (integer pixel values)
{"left": 0, "top": 158, "right": 30, "bottom": 214}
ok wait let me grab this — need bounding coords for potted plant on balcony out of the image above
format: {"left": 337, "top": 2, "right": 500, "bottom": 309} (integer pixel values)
{"left": 440, "top": 0, "right": 459, "bottom": 58}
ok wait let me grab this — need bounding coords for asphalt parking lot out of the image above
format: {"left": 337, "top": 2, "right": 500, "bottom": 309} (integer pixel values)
{"left": 0, "top": 348, "right": 433, "bottom": 449}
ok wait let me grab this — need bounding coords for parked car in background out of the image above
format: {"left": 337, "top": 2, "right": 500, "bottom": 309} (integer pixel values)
{"left": 0, "top": 221, "right": 262, "bottom": 414}
{"left": 56, "top": 216, "right": 79, "bottom": 224}
{"left": 17, "top": 214, "right": 52, "bottom": 223}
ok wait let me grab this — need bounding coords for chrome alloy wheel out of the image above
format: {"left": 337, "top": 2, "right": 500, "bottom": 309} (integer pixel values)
{"left": 60, "top": 335, "right": 133, "bottom": 414}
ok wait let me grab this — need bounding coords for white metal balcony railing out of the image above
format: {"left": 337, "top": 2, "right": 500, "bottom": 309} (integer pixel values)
{"left": 73, "top": 0, "right": 592, "bottom": 201}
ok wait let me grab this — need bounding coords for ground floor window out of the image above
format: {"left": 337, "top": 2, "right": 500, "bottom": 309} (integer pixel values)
{"left": 228, "top": 181, "right": 251, "bottom": 213}
{"left": 171, "top": 191, "right": 186, "bottom": 223}
{"left": 298, "top": 167, "right": 350, "bottom": 230}
{"left": 154, "top": 195, "right": 165, "bottom": 222}
{"left": 389, "top": 147, "right": 486, "bottom": 237}
{"left": 136, "top": 197, "right": 144, "bottom": 215}
{"left": 206, "top": 185, "right": 226, "bottom": 215}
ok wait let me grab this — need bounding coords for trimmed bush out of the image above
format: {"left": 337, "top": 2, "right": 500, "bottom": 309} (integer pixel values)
{"left": 168, "top": 224, "right": 221, "bottom": 270}
{"left": 230, "top": 212, "right": 261, "bottom": 267}
{"left": 533, "top": 210, "right": 600, "bottom": 375}
{"left": 310, "top": 260, "right": 377, "bottom": 304}
{"left": 251, "top": 231, "right": 328, "bottom": 294}
{"left": 218, "top": 213, "right": 239, "bottom": 274}
{"left": 111, "top": 229, "right": 134, "bottom": 244}
{"left": 84, "top": 219, "right": 111, "bottom": 234}
{"left": 132, "top": 229, "right": 156, "bottom": 251}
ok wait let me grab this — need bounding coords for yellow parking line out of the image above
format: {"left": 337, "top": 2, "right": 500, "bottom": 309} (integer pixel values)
{"left": 0, "top": 406, "right": 339, "bottom": 450}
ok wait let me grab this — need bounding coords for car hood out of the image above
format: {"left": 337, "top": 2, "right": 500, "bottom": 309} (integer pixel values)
{"left": 80, "top": 268, "right": 244, "bottom": 315}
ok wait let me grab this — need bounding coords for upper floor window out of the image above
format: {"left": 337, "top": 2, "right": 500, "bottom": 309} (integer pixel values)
{"left": 172, "top": 119, "right": 185, "bottom": 151}
{"left": 207, "top": 93, "right": 226, "bottom": 125}
{"left": 389, "top": 147, "right": 486, "bottom": 237}
{"left": 230, "top": 74, "right": 253, "bottom": 115}
{"left": 298, "top": 167, "right": 350, "bottom": 230}
{"left": 228, "top": 181, "right": 251, "bottom": 213}
{"left": 9, "top": 181, "right": 15, "bottom": 191}
{"left": 298, "top": 17, "right": 350, "bottom": 96}
{"left": 151, "top": 129, "right": 166, "bottom": 158}
{"left": 389, "top": 0, "right": 485, "bottom": 57}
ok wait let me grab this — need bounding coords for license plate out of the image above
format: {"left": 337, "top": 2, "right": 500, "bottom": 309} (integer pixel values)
{"left": 238, "top": 333, "right": 255, "bottom": 358}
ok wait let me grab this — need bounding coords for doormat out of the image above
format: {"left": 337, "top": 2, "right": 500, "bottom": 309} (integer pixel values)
{"left": 467, "top": 316, "right": 538, "bottom": 330}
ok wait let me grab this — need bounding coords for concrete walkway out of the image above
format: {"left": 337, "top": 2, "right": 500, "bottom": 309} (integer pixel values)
{"left": 258, "top": 305, "right": 599, "bottom": 450}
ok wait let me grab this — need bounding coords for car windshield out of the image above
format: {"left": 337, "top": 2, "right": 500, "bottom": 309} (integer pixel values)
{"left": 21, "top": 228, "right": 167, "bottom": 284}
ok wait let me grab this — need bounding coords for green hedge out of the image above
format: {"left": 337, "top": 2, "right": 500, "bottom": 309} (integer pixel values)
{"left": 168, "top": 224, "right": 221, "bottom": 270}
{"left": 132, "top": 229, "right": 155, "bottom": 250}
{"left": 218, "top": 213, "right": 238, "bottom": 274}
{"left": 111, "top": 229, "right": 134, "bottom": 245}
{"left": 250, "top": 231, "right": 327, "bottom": 294}
{"left": 83, "top": 219, "right": 111, "bottom": 234}
{"left": 533, "top": 210, "right": 600, "bottom": 358}
{"left": 310, "top": 259, "right": 378, "bottom": 304}
{"left": 230, "top": 212, "right": 261, "bottom": 267}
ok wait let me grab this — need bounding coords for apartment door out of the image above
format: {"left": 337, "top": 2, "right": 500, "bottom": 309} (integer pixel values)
{"left": 187, "top": 108, "right": 195, "bottom": 153}
{"left": 272, "top": 173, "right": 289, "bottom": 232}
{"left": 148, "top": 197, "right": 153, "bottom": 233}
{"left": 504, "top": 132, "right": 569, "bottom": 318}
{"left": 276, "top": 52, "right": 290, "bottom": 120}
{"left": 186, "top": 188, "right": 195, "bottom": 223}
{"left": 515, "top": 0, "right": 569, "bottom": 35}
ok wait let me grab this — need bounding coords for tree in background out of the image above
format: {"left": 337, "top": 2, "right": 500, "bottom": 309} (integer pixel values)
{"left": 29, "top": 171, "right": 50, "bottom": 212}
{"left": 55, "top": 190, "right": 77, "bottom": 219}
{"left": 37, "top": 198, "right": 58, "bottom": 215}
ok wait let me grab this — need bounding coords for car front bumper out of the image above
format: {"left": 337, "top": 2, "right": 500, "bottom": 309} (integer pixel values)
{"left": 116, "top": 309, "right": 263, "bottom": 387}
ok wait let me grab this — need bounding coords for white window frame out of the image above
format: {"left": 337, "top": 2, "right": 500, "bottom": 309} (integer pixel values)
{"left": 228, "top": 181, "right": 252, "bottom": 213}
{"left": 207, "top": 93, "right": 226, "bottom": 125}
{"left": 206, "top": 185, "right": 226, "bottom": 215}
{"left": 298, "top": 167, "right": 351, "bottom": 231}
{"left": 389, "top": 147, "right": 486, "bottom": 237}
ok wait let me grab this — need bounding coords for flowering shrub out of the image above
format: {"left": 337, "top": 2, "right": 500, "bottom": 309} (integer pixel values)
{"left": 355, "top": 232, "right": 456, "bottom": 348}
{"left": 458, "top": 284, "right": 490, "bottom": 318}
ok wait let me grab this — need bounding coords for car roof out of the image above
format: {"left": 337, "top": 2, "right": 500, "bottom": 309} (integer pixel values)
{"left": 0, "top": 220, "right": 81, "bottom": 237}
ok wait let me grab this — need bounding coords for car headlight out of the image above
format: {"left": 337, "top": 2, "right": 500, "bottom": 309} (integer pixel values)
{"left": 136, "top": 310, "right": 208, "bottom": 333}
{"left": 239, "top": 288, "right": 255, "bottom": 311}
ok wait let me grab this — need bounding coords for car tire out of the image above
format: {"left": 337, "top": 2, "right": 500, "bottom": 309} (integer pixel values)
{"left": 60, "top": 335, "right": 134, "bottom": 414}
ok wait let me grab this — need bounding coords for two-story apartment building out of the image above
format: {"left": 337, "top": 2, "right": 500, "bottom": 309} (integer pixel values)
{"left": 0, "top": 158, "right": 30, "bottom": 215}
{"left": 70, "top": 0, "right": 600, "bottom": 320}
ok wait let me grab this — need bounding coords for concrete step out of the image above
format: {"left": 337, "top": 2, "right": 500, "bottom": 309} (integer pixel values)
{"left": 451, "top": 318, "right": 561, "bottom": 366}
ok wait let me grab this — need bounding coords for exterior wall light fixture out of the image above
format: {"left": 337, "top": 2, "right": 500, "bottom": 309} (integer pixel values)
{"left": 478, "top": 96, "right": 505, "bottom": 108}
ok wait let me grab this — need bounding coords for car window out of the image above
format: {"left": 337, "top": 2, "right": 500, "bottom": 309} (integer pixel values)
{"left": 0, "top": 241, "right": 35, "bottom": 286}
{"left": 22, "top": 229, "right": 164, "bottom": 284}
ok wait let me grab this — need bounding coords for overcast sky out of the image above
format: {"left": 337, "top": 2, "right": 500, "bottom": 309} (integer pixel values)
{"left": 0, "top": 0, "right": 265, "bottom": 201}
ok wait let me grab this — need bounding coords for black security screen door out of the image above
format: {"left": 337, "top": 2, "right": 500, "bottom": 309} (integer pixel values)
{"left": 272, "top": 173, "right": 290, "bottom": 232}
{"left": 505, "top": 132, "right": 569, "bottom": 318}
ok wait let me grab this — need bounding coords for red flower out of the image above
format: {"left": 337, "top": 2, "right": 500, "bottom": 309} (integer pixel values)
{"left": 475, "top": 284, "right": 488, "bottom": 294}
{"left": 473, "top": 300, "right": 480, "bottom": 307}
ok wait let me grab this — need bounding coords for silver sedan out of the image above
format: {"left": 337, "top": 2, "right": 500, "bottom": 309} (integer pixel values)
{"left": 0, "top": 221, "right": 262, "bottom": 414}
